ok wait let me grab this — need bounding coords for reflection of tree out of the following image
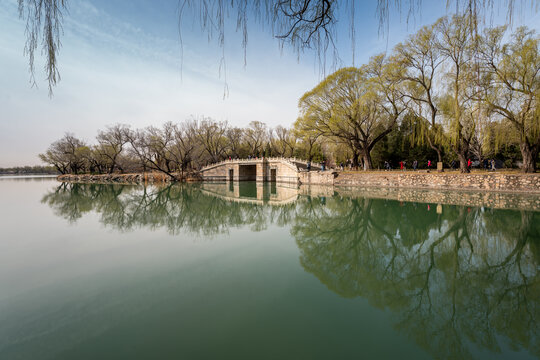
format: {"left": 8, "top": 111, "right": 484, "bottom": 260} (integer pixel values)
{"left": 41, "top": 183, "right": 294, "bottom": 236}
{"left": 42, "top": 183, "right": 540, "bottom": 358}
{"left": 292, "top": 197, "right": 540, "bottom": 360}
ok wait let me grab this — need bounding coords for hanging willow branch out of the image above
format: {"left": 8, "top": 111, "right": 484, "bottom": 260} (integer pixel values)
{"left": 18, "top": 0, "right": 67, "bottom": 96}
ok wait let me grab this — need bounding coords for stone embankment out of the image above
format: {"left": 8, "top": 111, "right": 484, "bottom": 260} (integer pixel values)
{"left": 59, "top": 170, "right": 540, "bottom": 194}
{"left": 333, "top": 186, "right": 540, "bottom": 211}
{"left": 299, "top": 171, "right": 540, "bottom": 193}
{"left": 57, "top": 172, "right": 201, "bottom": 184}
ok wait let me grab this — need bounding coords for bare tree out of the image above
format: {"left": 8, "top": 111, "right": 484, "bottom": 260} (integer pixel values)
{"left": 244, "top": 121, "right": 269, "bottom": 156}
{"left": 294, "top": 116, "right": 321, "bottom": 161}
{"left": 39, "top": 133, "right": 87, "bottom": 174}
{"left": 171, "top": 120, "right": 200, "bottom": 173}
{"left": 271, "top": 125, "right": 297, "bottom": 157}
{"left": 196, "top": 117, "right": 230, "bottom": 163}
{"left": 130, "top": 124, "right": 177, "bottom": 179}
{"left": 226, "top": 127, "right": 245, "bottom": 158}
{"left": 95, "top": 124, "right": 130, "bottom": 174}
{"left": 126, "top": 128, "right": 150, "bottom": 173}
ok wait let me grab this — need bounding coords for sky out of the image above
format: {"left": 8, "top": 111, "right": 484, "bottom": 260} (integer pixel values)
{"left": 0, "top": 0, "right": 539, "bottom": 166}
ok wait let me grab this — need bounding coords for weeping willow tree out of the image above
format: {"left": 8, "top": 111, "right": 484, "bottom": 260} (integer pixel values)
{"left": 17, "top": 0, "right": 539, "bottom": 95}
{"left": 476, "top": 26, "right": 540, "bottom": 172}
{"left": 393, "top": 23, "right": 449, "bottom": 166}
{"left": 436, "top": 14, "right": 482, "bottom": 173}
{"left": 296, "top": 67, "right": 375, "bottom": 169}
{"left": 296, "top": 59, "right": 405, "bottom": 170}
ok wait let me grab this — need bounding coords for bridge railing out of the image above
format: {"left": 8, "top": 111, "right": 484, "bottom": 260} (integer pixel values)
{"left": 200, "top": 157, "right": 320, "bottom": 171}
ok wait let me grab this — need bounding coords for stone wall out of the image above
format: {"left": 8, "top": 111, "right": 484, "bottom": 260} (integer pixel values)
{"left": 200, "top": 165, "right": 230, "bottom": 182}
{"left": 298, "top": 171, "right": 337, "bottom": 185}
{"left": 332, "top": 172, "right": 540, "bottom": 193}
{"left": 270, "top": 162, "right": 301, "bottom": 184}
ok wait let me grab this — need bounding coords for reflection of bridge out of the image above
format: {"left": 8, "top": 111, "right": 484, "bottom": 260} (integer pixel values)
{"left": 200, "top": 157, "right": 321, "bottom": 183}
{"left": 201, "top": 182, "right": 300, "bottom": 205}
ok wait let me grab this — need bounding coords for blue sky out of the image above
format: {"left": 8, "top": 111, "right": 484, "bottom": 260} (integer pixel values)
{"left": 0, "top": 0, "right": 538, "bottom": 166}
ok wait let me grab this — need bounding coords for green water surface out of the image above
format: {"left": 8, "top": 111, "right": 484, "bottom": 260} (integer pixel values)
{"left": 0, "top": 177, "right": 539, "bottom": 360}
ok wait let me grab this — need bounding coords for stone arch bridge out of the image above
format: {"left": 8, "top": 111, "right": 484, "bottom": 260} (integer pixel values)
{"left": 200, "top": 157, "right": 321, "bottom": 184}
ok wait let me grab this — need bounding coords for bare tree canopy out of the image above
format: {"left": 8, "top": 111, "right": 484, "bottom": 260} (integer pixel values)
{"left": 17, "top": 0, "right": 538, "bottom": 95}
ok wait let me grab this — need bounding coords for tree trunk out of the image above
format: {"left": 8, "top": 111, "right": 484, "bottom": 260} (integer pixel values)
{"left": 520, "top": 142, "right": 538, "bottom": 173}
{"left": 457, "top": 152, "right": 469, "bottom": 173}
{"left": 352, "top": 152, "right": 360, "bottom": 169}
{"left": 427, "top": 136, "right": 443, "bottom": 163}
{"left": 435, "top": 148, "right": 443, "bottom": 163}
{"left": 362, "top": 149, "right": 373, "bottom": 171}
{"left": 307, "top": 141, "right": 315, "bottom": 162}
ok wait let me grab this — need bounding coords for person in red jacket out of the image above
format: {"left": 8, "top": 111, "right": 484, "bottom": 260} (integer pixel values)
{"left": 467, "top": 159, "right": 472, "bottom": 168}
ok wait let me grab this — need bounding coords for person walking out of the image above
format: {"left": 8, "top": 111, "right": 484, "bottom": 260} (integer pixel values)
{"left": 307, "top": 160, "right": 311, "bottom": 172}
{"left": 467, "top": 158, "right": 472, "bottom": 169}
{"left": 428, "top": 160, "right": 432, "bottom": 169}
{"left": 400, "top": 161, "right": 403, "bottom": 171}
{"left": 413, "top": 160, "right": 417, "bottom": 170}
{"left": 491, "top": 159, "right": 496, "bottom": 171}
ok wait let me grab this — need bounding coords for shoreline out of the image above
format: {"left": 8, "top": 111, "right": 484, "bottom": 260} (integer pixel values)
{"left": 57, "top": 171, "right": 540, "bottom": 194}
{"left": 54, "top": 173, "right": 540, "bottom": 211}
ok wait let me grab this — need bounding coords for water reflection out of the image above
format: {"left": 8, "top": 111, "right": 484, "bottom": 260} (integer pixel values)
{"left": 42, "top": 182, "right": 540, "bottom": 359}
{"left": 0, "top": 175, "right": 58, "bottom": 182}
{"left": 293, "top": 196, "right": 540, "bottom": 359}
{"left": 42, "top": 182, "right": 299, "bottom": 235}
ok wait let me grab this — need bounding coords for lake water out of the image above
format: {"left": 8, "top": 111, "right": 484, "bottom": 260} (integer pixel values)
{"left": 0, "top": 176, "right": 539, "bottom": 360}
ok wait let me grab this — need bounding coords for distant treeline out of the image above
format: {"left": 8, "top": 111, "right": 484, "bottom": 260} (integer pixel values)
{"left": 38, "top": 121, "right": 312, "bottom": 180}
{"left": 0, "top": 165, "right": 58, "bottom": 175}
